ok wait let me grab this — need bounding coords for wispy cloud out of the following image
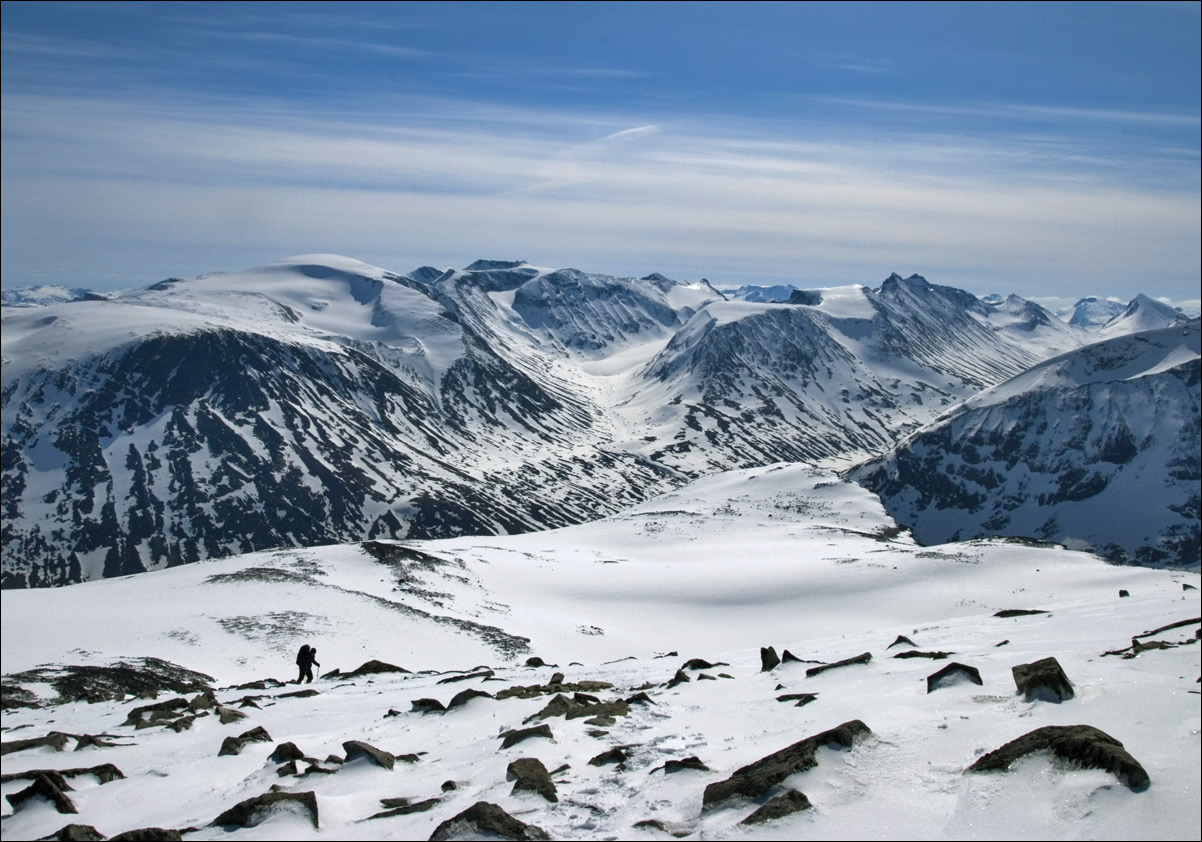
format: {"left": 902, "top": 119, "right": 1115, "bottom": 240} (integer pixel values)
{"left": 2, "top": 90, "right": 1198, "bottom": 298}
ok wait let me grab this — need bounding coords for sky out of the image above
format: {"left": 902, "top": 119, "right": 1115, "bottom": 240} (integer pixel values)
{"left": 2, "top": 1, "right": 1199, "bottom": 304}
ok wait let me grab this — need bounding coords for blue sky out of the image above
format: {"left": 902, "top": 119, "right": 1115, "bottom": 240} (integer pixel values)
{"left": 2, "top": 1, "right": 1199, "bottom": 303}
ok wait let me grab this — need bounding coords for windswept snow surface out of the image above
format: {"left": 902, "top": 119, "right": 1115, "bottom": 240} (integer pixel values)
{"left": 2, "top": 465, "right": 1198, "bottom": 840}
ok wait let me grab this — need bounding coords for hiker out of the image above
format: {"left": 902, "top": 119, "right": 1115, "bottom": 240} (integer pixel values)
{"left": 295, "top": 644, "right": 320, "bottom": 684}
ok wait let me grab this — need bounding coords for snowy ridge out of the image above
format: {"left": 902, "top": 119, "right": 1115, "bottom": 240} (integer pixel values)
{"left": 1, "top": 465, "right": 1198, "bottom": 840}
{"left": 851, "top": 322, "right": 1201, "bottom": 567}
{"left": 0, "top": 257, "right": 1179, "bottom": 586}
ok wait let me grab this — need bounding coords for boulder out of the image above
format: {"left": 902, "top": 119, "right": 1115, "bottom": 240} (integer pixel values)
{"left": 218, "top": 727, "right": 272, "bottom": 757}
{"left": 122, "top": 698, "right": 189, "bottom": 726}
{"left": 429, "top": 801, "right": 549, "bottom": 841}
{"left": 893, "top": 650, "right": 952, "bottom": 660}
{"left": 7, "top": 772, "right": 77, "bottom": 814}
{"left": 1, "top": 764, "right": 124, "bottom": 786}
{"left": 73, "top": 734, "right": 120, "bottom": 751}
{"left": 210, "top": 790, "right": 319, "bottom": 829}
{"left": 344, "top": 660, "right": 410, "bottom": 678}
{"left": 507, "top": 757, "right": 558, "bottom": 802}
{"left": 926, "top": 662, "right": 983, "bottom": 693}
{"left": 1012, "top": 657, "right": 1073, "bottom": 701}
{"left": 495, "top": 679, "right": 613, "bottom": 701}
{"left": 499, "top": 725, "right": 554, "bottom": 749}
{"left": 268, "top": 742, "right": 309, "bottom": 764}
{"left": 276, "top": 688, "right": 318, "bottom": 699}
{"left": 412, "top": 698, "right": 447, "bottom": 713}
{"left": 969, "top": 724, "right": 1149, "bottom": 789}
{"left": 566, "top": 700, "right": 629, "bottom": 721}
{"left": 805, "top": 652, "right": 872, "bottom": 678}
{"left": 368, "top": 798, "right": 440, "bottom": 819}
{"left": 216, "top": 706, "right": 246, "bottom": 724}
{"left": 342, "top": 740, "right": 395, "bottom": 770}
{"left": 437, "top": 670, "right": 492, "bottom": 684}
{"left": 740, "top": 788, "right": 812, "bottom": 825}
{"left": 588, "top": 747, "right": 627, "bottom": 767}
{"left": 665, "top": 670, "right": 690, "bottom": 688}
{"left": 703, "top": 720, "right": 872, "bottom": 809}
{"left": 1, "top": 732, "right": 72, "bottom": 755}
{"left": 760, "top": 647, "right": 780, "bottom": 671}
{"left": 888, "top": 634, "right": 916, "bottom": 649}
{"left": 775, "top": 693, "right": 817, "bottom": 707}
{"left": 163, "top": 715, "right": 198, "bottom": 733}
{"left": 659, "top": 756, "right": 709, "bottom": 773}
{"left": 447, "top": 688, "right": 493, "bottom": 709}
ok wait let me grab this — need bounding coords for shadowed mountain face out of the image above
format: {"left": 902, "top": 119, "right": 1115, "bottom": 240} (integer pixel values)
{"left": 851, "top": 322, "right": 1201, "bottom": 567}
{"left": 0, "top": 257, "right": 1182, "bottom": 586}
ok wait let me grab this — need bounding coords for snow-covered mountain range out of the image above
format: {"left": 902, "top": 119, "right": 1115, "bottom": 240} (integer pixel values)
{"left": 851, "top": 321, "right": 1201, "bottom": 567}
{"left": 1, "top": 256, "right": 1195, "bottom": 587}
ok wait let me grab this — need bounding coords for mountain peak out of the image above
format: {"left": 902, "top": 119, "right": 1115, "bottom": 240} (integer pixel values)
{"left": 464, "top": 259, "right": 529, "bottom": 271}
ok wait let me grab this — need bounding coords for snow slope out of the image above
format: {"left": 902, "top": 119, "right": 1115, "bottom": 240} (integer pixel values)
{"left": 2, "top": 464, "right": 1199, "bottom": 840}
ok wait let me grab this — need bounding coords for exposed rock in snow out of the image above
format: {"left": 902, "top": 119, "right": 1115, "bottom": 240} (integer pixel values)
{"left": 969, "top": 725, "right": 1149, "bottom": 789}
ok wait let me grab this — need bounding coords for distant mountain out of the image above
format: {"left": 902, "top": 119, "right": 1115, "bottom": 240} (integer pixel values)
{"left": 721, "top": 283, "right": 796, "bottom": 302}
{"left": 1068, "top": 296, "right": 1127, "bottom": 328}
{"left": 0, "top": 257, "right": 1178, "bottom": 587}
{"left": 851, "top": 321, "right": 1201, "bottom": 567}
{"left": 0, "top": 285, "right": 108, "bottom": 308}
{"left": 1098, "top": 293, "right": 1185, "bottom": 338}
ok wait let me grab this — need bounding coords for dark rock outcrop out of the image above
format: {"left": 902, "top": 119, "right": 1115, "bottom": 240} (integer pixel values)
{"left": 1, "top": 731, "right": 72, "bottom": 755}
{"left": 499, "top": 725, "right": 554, "bottom": 749}
{"left": 429, "top": 801, "right": 550, "bottom": 841}
{"left": 368, "top": 797, "right": 440, "bottom": 819}
{"left": 665, "top": 669, "right": 691, "bottom": 688}
{"left": 268, "top": 742, "right": 309, "bottom": 764}
{"left": 448, "top": 688, "right": 493, "bottom": 709}
{"left": 7, "top": 772, "right": 77, "bottom": 814}
{"left": 588, "top": 747, "right": 628, "bottom": 767}
{"left": 995, "top": 609, "right": 1049, "bottom": 618}
{"left": 412, "top": 698, "right": 446, "bottom": 713}
{"left": 740, "top": 788, "right": 812, "bottom": 825}
{"left": 342, "top": 740, "right": 395, "bottom": 770}
{"left": 1012, "top": 657, "right": 1073, "bottom": 701}
{"left": 926, "top": 662, "right": 983, "bottom": 693}
{"left": 210, "top": 790, "right": 319, "bottom": 829}
{"left": 507, "top": 757, "right": 558, "bottom": 802}
{"left": 344, "top": 660, "right": 410, "bottom": 678}
{"left": 805, "top": 652, "right": 872, "bottom": 677}
{"left": 760, "top": 647, "right": 780, "bottom": 671}
{"left": 218, "top": 726, "right": 272, "bottom": 757}
{"left": 495, "top": 679, "right": 613, "bottom": 701}
{"left": 703, "top": 720, "right": 872, "bottom": 809}
{"left": 775, "top": 693, "right": 818, "bottom": 707}
{"left": 893, "top": 650, "right": 952, "bottom": 660}
{"left": 2, "top": 765, "right": 124, "bottom": 788}
{"left": 969, "top": 724, "right": 1149, "bottom": 789}
{"left": 658, "top": 756, "right": 709, "bottom": 773}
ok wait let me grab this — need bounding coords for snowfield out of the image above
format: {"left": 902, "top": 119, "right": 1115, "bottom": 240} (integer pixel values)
{"left": 2, "top": 465, "right": 1198, "bottom": 840}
